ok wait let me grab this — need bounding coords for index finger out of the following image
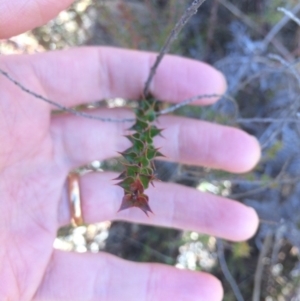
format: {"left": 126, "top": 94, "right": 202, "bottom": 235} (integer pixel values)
{"left": 2, "top": 47, "right": 227, "bottom": 107}
{"left": 0, "top": 0, "right": 73, "bottom": 38}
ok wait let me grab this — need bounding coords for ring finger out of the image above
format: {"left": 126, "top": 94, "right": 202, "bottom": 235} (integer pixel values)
{"left": 58, "top": 172, "right": 259, "bottom": 242}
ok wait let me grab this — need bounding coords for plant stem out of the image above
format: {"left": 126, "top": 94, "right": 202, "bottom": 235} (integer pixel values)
{"left": 143, "top": 0, "right": 207, "bottom": 96}
{"left": 217, "top": 239, "right": 245, "bottom": 301}
{"left": 0, "top": 68, "right": 133, "bottom": 123}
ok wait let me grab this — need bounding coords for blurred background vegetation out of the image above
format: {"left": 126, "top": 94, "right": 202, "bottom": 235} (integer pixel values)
{"left": 2, "top": 0, "right": 300, "bottom": 300}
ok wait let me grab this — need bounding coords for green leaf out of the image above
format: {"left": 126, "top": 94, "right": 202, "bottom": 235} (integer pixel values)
{"left": 116, "top": 177, "right": 135, "bottom": 192}
{"left": 146, "top": 146, "right": 156, "bottom": 160}
{"left": 129, "top": 118, "right": 148, "bottom": 131}
{"left": 125, "top": 135, "right": 145, "bottom": 152}
{"left": 139, "top": 98, "right": 152, "bottom": 111}
{"left": 145, "top": 146, "right": 164, "bottom": 160}
{"left": 139, "top": 174, "right": 151, "bottom": 189}
{"left": 155, "top": 151, "right": 165, "bottom": 158}
{"left": 125, "top": 164, "right": 140, "bottom": 177}
{"left": 148, "top": 126, "right": 163, "bottom": 138}
{"left": 112, "top": 171, "right": 127, "bottom": 180}
{"left": 134, "top": 131, "right": 153, "bottom": 144}
{"left": 140, "top": 167, "right": 153, "bottom": 176}
{"left": 132, "top": 132, "right": 141, "bottom": 139}
{"left": 119, "top": 151, "right": 138, "bottom": 164}
{"left": 138, "top": 155, "right": 150, "bottom": 167}
{"left": 144, "top": 108, "right": 156, "bottom": 122}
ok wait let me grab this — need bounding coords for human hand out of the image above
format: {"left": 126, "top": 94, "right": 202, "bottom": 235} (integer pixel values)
{"left": 0, "top": 2, "right": 261, "bottom": 301}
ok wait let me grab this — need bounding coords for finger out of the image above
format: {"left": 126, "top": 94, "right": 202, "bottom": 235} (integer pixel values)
{"left": 34, "top": 250, "right": 223, "bottom": 301}
{"left": 2, "top": 47, "right": 226, "bottom": 106}
{"left": 51, "top": 111, "right": 260, "bottom": 173}
{"left": 0, "top": 0, "right": 73, "bottom": 38}
{"left": 58, "top": 172, "right": 259, "bottom": 242}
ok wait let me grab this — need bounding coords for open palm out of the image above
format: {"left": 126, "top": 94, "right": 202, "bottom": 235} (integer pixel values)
{"left": 0, "top": 2, "right": 261, "bottom": 301}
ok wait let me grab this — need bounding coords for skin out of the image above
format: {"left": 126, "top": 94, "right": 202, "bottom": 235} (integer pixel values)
{"left": 0, "top": 1, "right": 261, "bottom": 300}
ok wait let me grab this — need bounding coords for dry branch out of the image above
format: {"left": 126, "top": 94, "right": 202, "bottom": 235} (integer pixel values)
{"left": 278, "top": 7, "right": 300, "bottom": 27}
{"left": 143, "top": 0, "right": 207, "bottom": 96}
{"left": 252, "top": 232, "right": 273, "bottom": 301}
{"left": 217, "top": 239, "right": 245, "bottom": 301}
{"left": 263, "top": 3, "right": 300, "bottom": 51}
{"left": 0, "top": 68, "right": 133, "bottom": 123}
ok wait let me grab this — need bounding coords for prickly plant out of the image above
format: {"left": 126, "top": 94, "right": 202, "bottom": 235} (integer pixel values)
{"left": 115, "top": 97, "right": 164, "bottom": 216}
{"left": 114, "top": 0, "right": 207, "bottom": 215}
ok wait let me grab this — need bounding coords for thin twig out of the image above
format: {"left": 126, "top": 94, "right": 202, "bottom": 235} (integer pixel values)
{"left": 143, "top": 0, "right": 207, "bottom": 96}
{"left": 230, "top": 159, "right": 297, "bottom": 199}
{"left": 237, "top": 117, "right": 300, "bottom": 123}
{"left": 259, "top": 219, "right": 279, "bottom": 226}
{"left": 262, "top": 3, "right": 300, "bottom": 50}
{"left": 0, "top": 68, "right": 133, "bottom": 123}
{"left": 252, "top": 232, "right": 273, "bottom": 301}
{"left": 218, "top": 0, "right": 293, "bottom": 60}
{"left": 205, "top": 0, "right": 219, "bottom": 57}
{"left": 8, "top": 63, "right": 300, "bottom": 125}
{"left": 268, "top": 53, "right": 300, "bottom": 86}
{"left": 218, "top": 0, "right": 263, "bottom": 34}
{"left": 217, "top": 239, "right": 245, "bottom": 301}
{"left": 256, "top": 54, "right": 300, "bottom": 149}
{"left": 278, "top": 7, "right": 300, "bottom": 26}
{"left": 158, "top": 93, "right": 228, "bottom": 115}
{"left": 1, "top": 67, "right": 228, "bottom": 122}
{"left": 270, "top": 223, "right": 286, "bottom": 266}
{"left": 257, "top": 53, "right": 300, "bottom": 151}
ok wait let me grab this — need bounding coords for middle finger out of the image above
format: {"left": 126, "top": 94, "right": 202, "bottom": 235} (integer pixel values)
{"left": 51, "top": 108, "right": 260, "bottom": 172}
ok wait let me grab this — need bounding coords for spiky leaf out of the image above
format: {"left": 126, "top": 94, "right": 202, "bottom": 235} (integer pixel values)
{"left": 119, "top": 151, "right": 138, "bottom": 164}
{"left": 149, "top": 126, "right": 164, "bottom": 138}
{"left": 116, "top": 177, "right": 135, "bottom": 191}
{"left": 116, "top": 96, "right": 164, "bottom": 216}
{"left": 129, "top": 119, "right": 148, "bottom": 131}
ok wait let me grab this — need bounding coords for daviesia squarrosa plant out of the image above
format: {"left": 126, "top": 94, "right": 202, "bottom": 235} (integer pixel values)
{"left": 116, "top": 97, "right": 164, "bottom": 215}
